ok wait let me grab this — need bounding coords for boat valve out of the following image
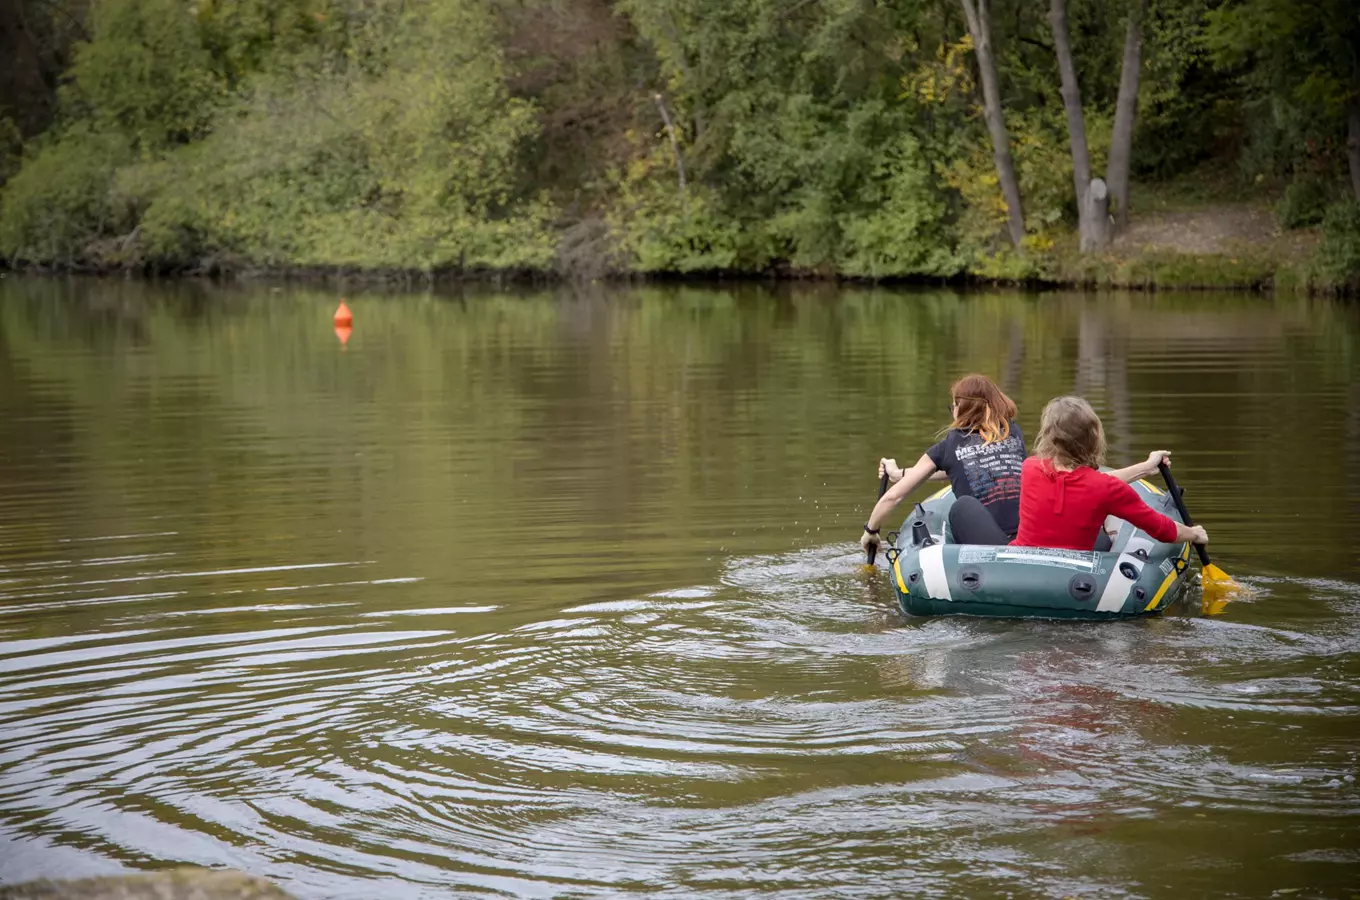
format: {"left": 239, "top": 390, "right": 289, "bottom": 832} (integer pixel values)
{"left": 911, "top": 519, "right": 935, "bottom": 547}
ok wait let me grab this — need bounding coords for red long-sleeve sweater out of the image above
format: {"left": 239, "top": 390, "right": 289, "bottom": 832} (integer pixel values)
{"left": 1012, "top": 458, "right": 1179, "bottom": 550}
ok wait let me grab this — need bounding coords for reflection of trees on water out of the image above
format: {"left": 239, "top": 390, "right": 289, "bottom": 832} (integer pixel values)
{"left": 0, "top": 315, "right": 80, "bottom": 537}
{"left": 1076, "top": 307, "right": 1133, "bottom": 462}
{"left": 1000, "top": 321, "right": 1025, "bottom": 397}
{"left": 1349, "top": 377, "right": 1360, "bottom": 540}
{"left": 0, "top": 280, "right": 1356, "bottom": 578}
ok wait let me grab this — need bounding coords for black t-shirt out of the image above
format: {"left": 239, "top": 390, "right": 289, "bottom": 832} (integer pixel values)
{"left": 926, "top": 422, "right": 1026, "bottom": 537}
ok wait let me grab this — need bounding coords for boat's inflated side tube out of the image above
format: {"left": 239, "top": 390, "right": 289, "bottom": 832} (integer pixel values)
{"left": 887, "top": 480, "right": 1192, "bottom": 620}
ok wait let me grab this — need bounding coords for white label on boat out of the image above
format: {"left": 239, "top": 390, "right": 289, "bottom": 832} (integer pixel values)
{"left": 959, "top": 546, "right": 1099, "bottom": 571}
{"left": 920, "top": 544, "right": 953, "bottom": 601}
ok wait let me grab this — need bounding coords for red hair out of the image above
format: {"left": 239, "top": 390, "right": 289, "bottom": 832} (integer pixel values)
{"left": 947, "top": 374, "right": 1017, "bottom": 444}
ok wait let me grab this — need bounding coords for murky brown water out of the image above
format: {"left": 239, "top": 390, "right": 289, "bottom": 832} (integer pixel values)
{"left": 0, "top": 277, "right": 1357, "bottom": 898}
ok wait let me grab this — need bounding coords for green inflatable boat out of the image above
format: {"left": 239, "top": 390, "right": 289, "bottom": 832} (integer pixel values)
{"left": 884, "top": 478, "right": 1193, "bottom": 620}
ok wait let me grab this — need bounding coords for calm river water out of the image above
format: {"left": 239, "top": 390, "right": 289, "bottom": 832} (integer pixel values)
{"left": 0, "top": 277, "right": 1357, "bottom": 899}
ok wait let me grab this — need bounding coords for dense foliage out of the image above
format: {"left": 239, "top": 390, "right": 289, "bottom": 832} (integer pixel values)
{"left": 1, "top": 0, "right": 1357, "bottom": 285}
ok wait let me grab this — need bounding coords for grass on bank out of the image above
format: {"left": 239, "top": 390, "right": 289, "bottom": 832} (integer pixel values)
{"left": 1032, "top": 164, "right": 1355, "bottom": 293}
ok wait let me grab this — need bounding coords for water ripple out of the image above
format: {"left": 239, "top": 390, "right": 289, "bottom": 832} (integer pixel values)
{"left": 1, "top": 285, "right": 1358, "bottom": 898}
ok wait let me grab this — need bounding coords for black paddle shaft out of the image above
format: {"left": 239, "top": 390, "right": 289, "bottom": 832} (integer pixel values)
{"left": 867, "top": 471, "right": 890, "bottom": 565}
{"left": 1157, "top": 461, "right": 1212, "bottom": 568}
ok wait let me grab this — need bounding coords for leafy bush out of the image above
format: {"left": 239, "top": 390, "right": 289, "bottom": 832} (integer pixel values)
{"left": 1316, "top": 201, "right": 1360, "bottom": 288}
{"left": 1275, "top": 177, "right": 1332, "bottom": 229}
{"left": 720, "top": 95, "right": 895, "bottom": 270}
{"left": 0, "top": 127, "right": 132, "bottom": 265}
{"left": 606, "top": 171, "right": 745, "bottom": 274}
{"left": 838, "top": 136, "right": 958, "bottom": 278}
{"left": 0, "top": 116, "right": 21, "bottom": 187}
{"left": 8, "top": 0, "right": 558, "bottom": 273}
{"left": 1018, "top": 106, "right": 1110, "bottom": 233}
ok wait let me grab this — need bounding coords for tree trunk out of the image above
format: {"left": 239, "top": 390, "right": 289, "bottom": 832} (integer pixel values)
{"left": 1081, "top": 177, "right": 1111, "bottom": 253}
{"left": 1106, "top": 0, "right": 1146, "bottom": 232}
{"left": 1348, "top": 95, "right": 1360, "bottom": 203}
{"left": 653, "top": 92, "right": 687, "bottom": 194}
{"left": 959, "top": 0, "right": 1026, "bottom": 248}
{"left": 659, "top": 13, "right": 705, "bottom": 142}
{"left": 1049, "top": 0, "right": 1110, "bottom": 252}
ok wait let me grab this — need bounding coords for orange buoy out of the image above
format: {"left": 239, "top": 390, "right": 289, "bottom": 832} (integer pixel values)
{"left": 333, "top": 299, "right": 353, "bottom": 327}
{"left": 334, "top": 323, "right": 352, "bottom": 347}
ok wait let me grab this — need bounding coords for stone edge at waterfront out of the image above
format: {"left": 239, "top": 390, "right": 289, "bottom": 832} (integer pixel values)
{"left": 0, "top": 869, "right": 296, "bottom": 900}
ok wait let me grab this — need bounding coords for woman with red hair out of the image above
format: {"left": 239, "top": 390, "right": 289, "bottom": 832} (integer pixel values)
{"left": 862, "top": 374, "right": 1026, "bottom": 556}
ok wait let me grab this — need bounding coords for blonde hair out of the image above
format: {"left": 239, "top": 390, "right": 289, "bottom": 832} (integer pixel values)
{"left": 947, "top": 374, "right": 1017, "bottom": 444}
{"left": 1033, "top": 396, "right": 1106, "bottom": 469}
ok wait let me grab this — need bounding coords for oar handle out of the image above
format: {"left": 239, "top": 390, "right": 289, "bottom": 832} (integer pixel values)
{"left": 867, "top": 472, "right": 890, "bottom": 565}
{"left": 1157, "top": 461, "right": 1211, "bottom": 568}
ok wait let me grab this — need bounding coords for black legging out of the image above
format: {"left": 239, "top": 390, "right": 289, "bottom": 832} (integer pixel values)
{"left": 947, "top": 495, "right": 1010, "bottom": 545}
{"left": 947, "top": 495, "right": 1112, "bottom": 550}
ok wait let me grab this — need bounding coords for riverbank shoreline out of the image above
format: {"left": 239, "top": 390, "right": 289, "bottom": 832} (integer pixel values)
{"left": 1, "top": 258, "right": 1342, "bottom": 295}
{"left": 1, "top": 204, "right": 1350, "bottom": 296}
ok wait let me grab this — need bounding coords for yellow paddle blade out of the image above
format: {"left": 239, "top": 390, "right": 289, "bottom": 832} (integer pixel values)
{"left": 1199, "top": 563, "right": 1243, "bottom": 616}
{"left": 1201, "top": 563, "right": 1239, "bottom": 590}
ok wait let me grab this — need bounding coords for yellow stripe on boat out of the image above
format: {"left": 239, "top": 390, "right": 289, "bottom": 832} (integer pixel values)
{"left": 1144, "top": 543, "right": 1192, "bottom": 611}
{"left": 928, "top": 485, "right": 951, "bottom": 501}
{"left": 1138, "top": 479, "right": 1164, "bottom": 495}
{"left": 1144, "top": 570, "right": 1178, "bottom": 611}
{"left": 893, "top": 556, "right": 908, "bottom": 593}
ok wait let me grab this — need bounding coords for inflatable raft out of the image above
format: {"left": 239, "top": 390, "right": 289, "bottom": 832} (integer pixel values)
{"left": 885, "top": 478, "right": 1193, "bottom": 620}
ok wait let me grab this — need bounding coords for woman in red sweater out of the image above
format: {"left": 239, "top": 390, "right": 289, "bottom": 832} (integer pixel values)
{"left": 1013, "top": 396, "right": 1209, "bottom": 550}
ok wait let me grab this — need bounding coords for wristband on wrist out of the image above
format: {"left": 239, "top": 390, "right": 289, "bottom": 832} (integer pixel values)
{"left": 864, "top": 523, "right": 880, "bottom": 535}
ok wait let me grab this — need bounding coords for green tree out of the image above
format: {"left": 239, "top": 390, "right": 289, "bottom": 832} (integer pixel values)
{"left": 0, "top": 0, "right": 1355, "bottom": 285}
{"left": 1205, "top": 0, "right": 1360, "bottom": 202}
{"left": 66, "top": 0, "right": 224, "bottom": 150}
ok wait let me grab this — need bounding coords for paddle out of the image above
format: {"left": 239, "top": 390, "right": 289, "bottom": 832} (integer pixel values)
{"left": 866, "top": 471, "right": 890, "bottom": 566}
{"left": 1157, "top": 461, "right": 1241, "bottom": 604}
